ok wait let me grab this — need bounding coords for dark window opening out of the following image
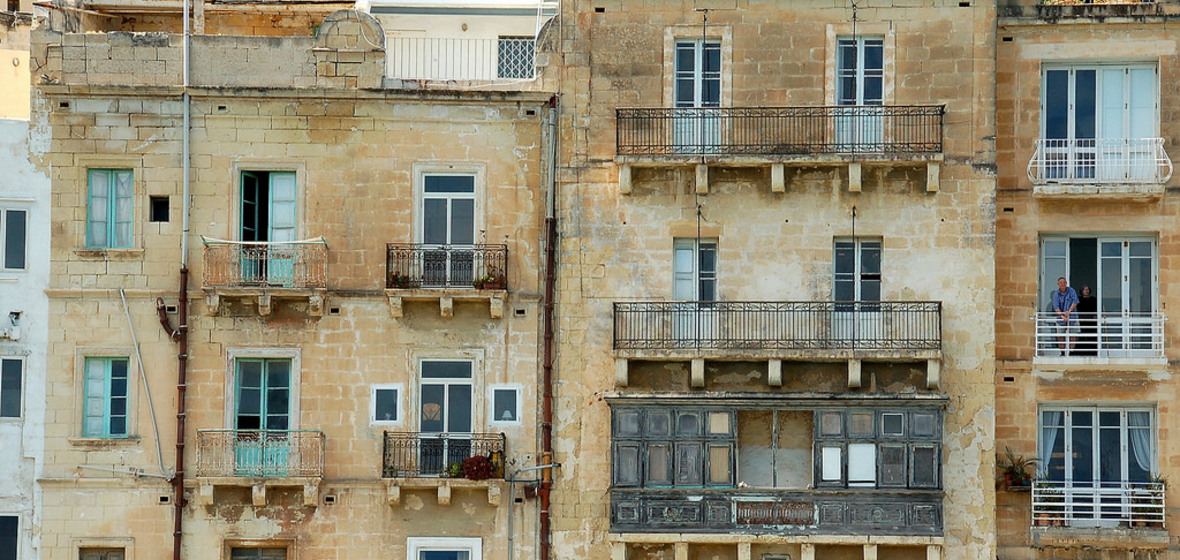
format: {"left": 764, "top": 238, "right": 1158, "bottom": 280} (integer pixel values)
{"left": 149, "top": 196, "right": 169, "bottom": 223}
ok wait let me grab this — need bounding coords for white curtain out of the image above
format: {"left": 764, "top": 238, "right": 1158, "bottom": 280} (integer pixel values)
{"left": 1129, "top": 412, "right": 1152, "bottom": 474}
{"left": 1039, "top": 410, "right": 1064, "bottom": 478}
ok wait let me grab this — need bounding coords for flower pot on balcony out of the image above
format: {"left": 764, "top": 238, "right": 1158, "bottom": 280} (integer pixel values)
{"left": 473, "top": 273, "right": 506, "bottom": 290}
{"left": 389, "top": 271, "right": 420, "bottom": 289}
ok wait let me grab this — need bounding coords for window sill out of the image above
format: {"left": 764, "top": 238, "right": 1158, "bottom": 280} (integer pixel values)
{"left": 1032, "top": 357, "right": 1168, "bottom": 372}
{"left": 68, "top": 436, "right": 140, "bottom": 448}
{"left": 72, "top": 248, "right": 144, "bottom": 260}
{"left": 1030, "top": 525, "right": 1169, "bottom": 549}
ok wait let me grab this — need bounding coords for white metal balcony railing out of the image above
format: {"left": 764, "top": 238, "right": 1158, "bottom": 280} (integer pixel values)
{"left": 387, "top": 36, "right": 536, "bottom": 81}
{"left": 1032, "top": 480, "right": 1165, "bottom": 528}
{"left": 1028, "top": 138, "right": 1173, "bottom": 185}
{"left": 1033, "top": 312, "right": 1165, "bottom": 359}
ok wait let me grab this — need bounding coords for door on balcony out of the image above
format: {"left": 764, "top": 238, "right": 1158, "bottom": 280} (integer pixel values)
{"left": 833, "top": 238, "right": 882, "bottom": 345}
{"left": 1040, "top": 236, "right": 1157, "bottom": 357}
{"left": 1042, "top": 65, "right": 1157, "bottom": 181}
{"left": 1039, "top": 407, "right": 1154, "bottom": 527}
{"left": 419, "top": 361, "right": 473, "bottom": 476}
{"left": 421, "top": 175, "right": 476, "bottom": 287}
{"left": 672, "top": 238, "right": 717, "bottom": 345}
{"left": 234, "top": 358, "right": 292, "bottom": 477}
{"left": 835, "top": 37, "right": 884, "bottom": 152}
{"left": 241, "top": 171, "right": 297, "bottom": 286}
{"left": 673, "top": 40, "right": 721, "bottom": 154}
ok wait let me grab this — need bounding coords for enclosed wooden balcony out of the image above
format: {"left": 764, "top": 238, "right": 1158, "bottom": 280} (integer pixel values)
{"left": 193, "top": 429, "right": 324, "bottom": 507}
{"left": 384, "top": 243, "right": 509, "bottom": 319}
{"left": 612, "top": 301, "right": 943, "bottom": 388}
{"left": 201, "top": 237, "right": 328, "bottom": 316}
{"left": 615, "top": 105, "right": 944, "bottom": 194}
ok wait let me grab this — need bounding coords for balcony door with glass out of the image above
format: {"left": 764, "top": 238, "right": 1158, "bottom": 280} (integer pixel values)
{"left": 673, "top": 40, "right": 721, "bottom": 154}
{"left": 836, "top": 37, "right": 884, "bottom": 152}
{"left": 421, "top": 175, "right": 476, "bottom": 287}
{"left": 234, "top": 358, "right": 292, "bottom": 477}
{"left": 241, "top": 171, "right": 297, "bottom": 286}
{"left": 672, "top": 239, "right": 717, "bottom": 343}
{"left": 419, "top": 361, "right": 473, "bottom": 475}
{"left": 833, "top": 239, "right": 882, "bottom": 344}
{"left": 1040, "top": 407, "right": 1154, "bottom": 527}
{"left": 1042, "top": 65, "right": 1157, "bottom": 181}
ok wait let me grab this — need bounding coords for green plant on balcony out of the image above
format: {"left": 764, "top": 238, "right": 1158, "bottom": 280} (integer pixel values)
{"left": 388, "top": 270, "right": 419, "bottom": 289}
{"left": 999, "top": 447, "right": 1037, "bottom": 490}
{"left": 473, "top": 267, "right": 506, "bottom": 290}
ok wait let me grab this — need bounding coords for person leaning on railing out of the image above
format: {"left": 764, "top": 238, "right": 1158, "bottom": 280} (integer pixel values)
{"left": 1052, "top": 276, "right": 1079, "bottom": 356}
{"left": 1075, "top": 285, "right": 1098, "bottom": 356}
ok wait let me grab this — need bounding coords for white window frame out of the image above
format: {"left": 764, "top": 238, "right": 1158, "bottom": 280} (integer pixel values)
{"left": 1039, "top": 234, "right": 1158, "bottom": 313}
{"left": 673, "top": 39, "right": 722, "bottom": 109}
{"left": 417, "top": 359, "right": 476, "bottom": 434}
{"left": 0, "top": 207, "right": 27, "bottom": 271}
{"left": 371, "top": 384, "right": 403, "bottom": 425}
{"left": 833, "top": 238, "right": 882, "bottom": 302}
{"left": 1038, "top": 404, "right": 1156, "bottom": 483}
{"left": 488, "top": 384, "right": 521, "bottom": 425}
{"left": 413, "top": 165, "right": 485, "bottom": 247}
{"left": 0, "top": 357, "right": 22, "bottom": 420}
{"left": 835, "top": 36, "right": 885, "bottom": 106}
{"left": 673, "top": 238, "right": 717, "bottom": 302}
{"left": 406, "top": 537, "right": 482, "bottom": 560}
{"left": 224, "top": 348, "right": 301, "bottom": 430}
{"left": 1040, "top": 62, "right": 1159, "bottom": 142}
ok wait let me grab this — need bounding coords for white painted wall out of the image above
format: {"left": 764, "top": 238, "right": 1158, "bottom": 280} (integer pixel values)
{"left": 0, "top": 116, "right": 50, "bottom": 560}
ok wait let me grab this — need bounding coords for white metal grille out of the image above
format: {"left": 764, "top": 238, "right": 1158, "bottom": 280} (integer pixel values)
{"left": 1032, "top": 311, "right": 1165, "bottom": 359}
{"left": 1028, "top": 138, "right": 1173, "bottom": 184}
{"left": 387, "top": 37, "right": 536, "bottom": 81}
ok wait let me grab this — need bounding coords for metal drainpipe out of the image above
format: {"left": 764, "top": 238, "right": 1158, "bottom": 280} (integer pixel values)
{"left": 539, "top": 94, "right": 558, "bottom": 560}
{"left": 172, "top": 0, "right": 193, "bottom": 557}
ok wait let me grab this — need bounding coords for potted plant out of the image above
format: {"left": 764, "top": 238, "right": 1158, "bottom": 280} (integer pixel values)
{"left": 388, "top": 270, "right": 419, "bottom": 289}
{"left": 461, "top": 455, "right": 496, "bottom": 481}
{"left": 998, "top": 447, "right": 1037, "bottom": 490}
{"left": 447, "top": 461, "right": 463, "bottom": 478}
{"left": 473, "top": 267, "right": 506, "bottom": 290}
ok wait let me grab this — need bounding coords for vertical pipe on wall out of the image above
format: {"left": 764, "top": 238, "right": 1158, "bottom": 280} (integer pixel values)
{"left": 172, "top": 0, "right": 193, "bottom": 558}
{"left": 540, "top": 94, "right": 558, "bottom": 560}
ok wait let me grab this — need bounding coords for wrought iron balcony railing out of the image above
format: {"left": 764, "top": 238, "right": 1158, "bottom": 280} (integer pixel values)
{"left": 386, "top": 243, "right": 508, "bottom": 290}
{"left": 1028, "top": 138, "right": 1173, "bottom": 185}
{"left": 616, "top": 106, "right": 944, "bottom": 157}
{"left": 194, "top": 429, "right": 325, "bottom": 478}
{"left": 1032, "top": 480, "right": 1165, "bottom": 528}
{"left": 387, "top": 36, "right": 536, "bottom": 81}
{"left": 613, "top": 301, "right": 942, "bottom": 352}
{"left": 383, "top": 432, "right": 506, "bottom": 478}
{"left": 202, "top": 237, "right": 328, "bottom": 289}
{"left": 1033, "top": 312, "right": 1166, "bottom": 359}
{"left": 611, "top": 488, "right": 942, "bottom": 535}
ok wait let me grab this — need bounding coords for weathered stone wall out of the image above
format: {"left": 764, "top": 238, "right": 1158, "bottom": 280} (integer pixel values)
{"left": 546, "top": 0, "right": 996, "bottom": 558}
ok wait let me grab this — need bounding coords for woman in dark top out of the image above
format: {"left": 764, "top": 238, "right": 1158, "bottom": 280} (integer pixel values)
{"left": 1076, "top": 285, "right": 1098, "bottom": 356}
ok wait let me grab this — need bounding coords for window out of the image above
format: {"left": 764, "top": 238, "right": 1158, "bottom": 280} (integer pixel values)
{"left": 0, "top": 516, "right": 15, "bottom": 560}
{"left": 611, "top": 407, "right": 735, "bottom": 488}
{"left": 814, "top": 409, "right": 941, "bottom": 489}
{"left": 86, "top": 169, "right": 133, "bottom": 248}
{"left": 235, "top": 358, "right": 291, "bottom": 431}
{"left": 406, "top": 537, "right": 481, "bottom": 560}
{"left": 79, "top": 550, "right": 123, "bottom": 560}
{"left": 497, "top": 36, "right": 535, "bottom": 79}
{"left": 489, "top": 386, "right": 519, "bottom": 424}
{"left": 1040, "top": 406, "right": 1154, "bottom": 484}
{"left": 82, "top": 358, "right": 129, "bottom": 438}
{"left": 0, "top": 358, "right": 21, "bottom": 418}
{"left": 673, "top": 40, "right": 721, "bottom": 153}
{"left": 1039, "top": 236, "right": 1158, "bottom": 357}
{"left": 372, "top": 385, "right": 400, "bottom": 423}
{"left": 148, "top": 196, "right": 169, "bottom": 223}
{"left": 420, "top": 175, "right": 477, "bottom": 286}
{"left": 419, "top": 361, "right": 472, "bottom": 433}
{"left": 836, "top": 37, "right": 884, "bottom": 107}
{"left": 834, "top": 238, "right": 881, "bottom": 301}
{"left": 241, "top": 171, "right": 296, "bottom": 244}
{"left": 230, "top": 548, "right": 286, "bottom": 560}
{"left": 0, "top": 209, "right": 25, "bottom": 270}
{"left": 673, "top": 238, "right": 716, "bottom": 302}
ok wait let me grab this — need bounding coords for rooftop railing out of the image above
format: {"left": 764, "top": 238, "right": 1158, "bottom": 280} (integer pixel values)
{"left": 1033, "top": 312, "right": 1165, "bottom": 359}
{"left": 202, "top": 237, "right": 328, "bottom": 289}
{"left": 383, "top": 432, "right": 506, "bottom": 478}
{"left": 194, "top": 429, "right": 325, "bottom": 478}
{"left": 386, "top": 243, "right": 508, "bottom": 290}
{"left": 1032, "top": 480, "right": 1165, "bottom": 528}
{"left": 616, "top": 106, "right": 944, "bottom": 156}
{"left": 387, "top": 36, "right": 536, "bottom": 81}
{"left": 613, "top": 301, "right": 942, "bottom": 352}
{"left": 1028, "top": 138, "right": 1172, "bottom": 185}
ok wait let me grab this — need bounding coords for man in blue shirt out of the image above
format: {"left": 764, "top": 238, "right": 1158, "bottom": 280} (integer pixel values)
{"left": 1052, "top": 276, "right": 1079, "bottom": 355}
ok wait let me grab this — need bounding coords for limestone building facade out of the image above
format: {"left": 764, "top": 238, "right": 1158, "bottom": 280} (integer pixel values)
{"left": 31, "top": 3, "right": 556, "bottom": 559}
{"left": 995, "top": 1, "right": 1180, "bottom": 558}
{"left": 542, "top": 0, "right": 998, "bottom": 559}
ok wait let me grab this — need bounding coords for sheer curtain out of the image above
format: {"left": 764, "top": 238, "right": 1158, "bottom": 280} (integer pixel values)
{"left": 1039, "top": 411, "right": 1064, "bottom": 479}
{"left": 1129, "top": 412, "right": 1152, "bottom": 476}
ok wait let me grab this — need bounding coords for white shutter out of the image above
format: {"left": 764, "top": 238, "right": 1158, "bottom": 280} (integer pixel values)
{"left": 268, "top": 172, "right": 297, "bottom": 242}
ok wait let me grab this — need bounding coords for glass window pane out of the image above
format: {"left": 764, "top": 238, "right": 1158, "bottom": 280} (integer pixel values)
{"left": 424, "top": 175, "right": 475, "bottom": 193}
{"left": 1075, "top": 69, "right": 1096, "bottom": 139}
{"left": 375, "top": 388, "right": 398, "bottom": 421}
{"left": 615, "top": 409, "right": 640, "bottom": 436}
{"left": 4, "top": 210, "right": 25, "bottom": 269}
{"left": 848, "top": 443, "right": 876, "bottom": 485}
{"left": 422, "top": 361, "right": 472, "bottom": 379}
{"left": 674, "top": 443, "right": 703, "bottom": 486}
{"left": 0, "top": 359, "right": 19, "bottom": 418}
{"left": 881, "top": 413, "right": 904, "bottom": 436}
{"left": 912, "top": 445, "right": 937, "bottom": 487}
{"left": 420, "top": 385, "right": 445, "bottom": 433}
{"left": 423, "top": 199, "right": 448, "bottom": 245}
{"left": 447, "top": 385, "right": 472, "bottom": 433}
{"left": 819, "top": 412, "right": 843, "bottom": 437}
{"left": 911, "top": 413, "right": 936, "bottom": 437}
{"left": 421, "top": 551, "right": 468, "bottom": 560}
{"left": 1044, "top": 70, "right": 1069, "bottom": 139}
{"left": 879, "top": 445, "right": 906, "bottom": 486}
{"left": 615, "top": 443, "right": 640, "bottom": 486}
{"left": 450, "top": 199, "right": 474, "bottom": 245}
{"left": 493, "top": 388, "right": 517, "bottom": 422}
{"left": 677, "top": 412, "right": 700, "bottom": 435}
{"left": 0, "top": 516, "right": 16, "bottom": 560}
{"left": 646, "top": 444, "right": 671, "bottom": 485}
{"left": 849, "top": 412, "right": 873, "bottom": 437}
{"left": 821, "top": 446, "right": 842, "bottom": 481}
{"left": 645, "top": 411, "right": 670, "bottom": 436}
